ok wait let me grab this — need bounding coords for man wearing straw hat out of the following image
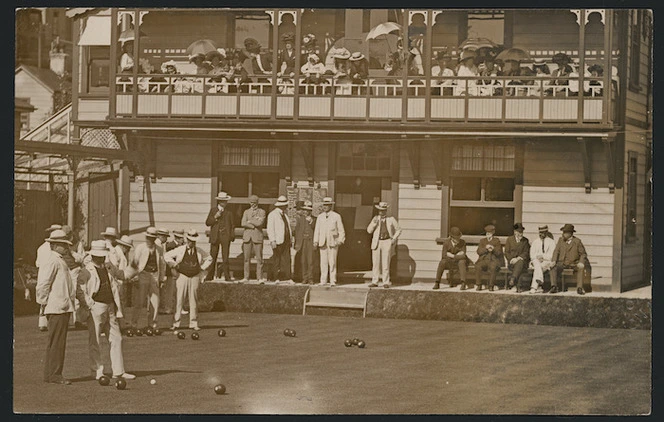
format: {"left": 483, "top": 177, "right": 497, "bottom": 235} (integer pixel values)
{"left": 205, "top": 191, "right": 235, "bottom": 282}
{"left": 528, "top": 225, "right": 556, "bottom": 294}
{"left": 313, "top": 197, "right": 345, "bottom": 286}
{"left": 115, "top": 235, "right": 136, "bottom": 327}
{"left": 61, "top": 225, "right": 86, "bottom": 329}
{"left": 164, "top": 229, "right": 213, "bottom": 331}
{"left": 241, "top": 195, "right": 266, "bottom": 283}
{"left": 155, "top": 228, "right": 170, "bottom": 252}
{"left": 165, "top": 229, "right": 185, "bottom": 252}
{"left": 267, "top": 195, "right": 294, "bottom": 283}
{"left": 35, "top": 223, "right": 62, "bottom": 332}
{"left": 77, "top": 240, "right": 135, "bottom": 381}
{"left": 129, "top": 227, "right": 166, "bottom": 329}
{"left": 367, "top": 201, "right": 401, "bottom": 288}
{"left": 36, "top": 229, "right": 76, "bottom": 384}
{"left": 294, "top": 200, "right": 317, "bottom": 284}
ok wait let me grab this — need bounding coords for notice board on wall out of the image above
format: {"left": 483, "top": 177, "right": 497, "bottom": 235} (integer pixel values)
{"left": 286, "top": 186, "right": 328, "bottom": 226}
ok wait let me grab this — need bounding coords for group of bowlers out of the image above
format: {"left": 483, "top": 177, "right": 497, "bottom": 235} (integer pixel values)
{"left": 34, "top": 222, "right": 213, "bottom": 385}
{"left": 434, "top": 222, "right": 590, "bottom": 294}
{"left": 206, "top": 191, "right": 401, "bottom": 288}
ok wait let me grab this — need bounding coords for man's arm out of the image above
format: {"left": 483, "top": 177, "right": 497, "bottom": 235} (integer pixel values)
{"left": 337, "top": 214, "right": 346, "bottom": 244}
{"left": 313, "top": 216, "right": 320, "bottom": 247}
{"left": 205, "top": 208, "right": 218, "bottom": 227}
{"left": 367, "top": 215, "right": 379, "bottom": 234}
{"left": 253, "top": 209, "right": 266, "bottom": 228}
{"left": 476, "top": 239, "right": 488, "bottom": 256}
{"left": 241, "top": 210, "right": 254, "bottom": 229}
{"left": 391, "top": 218, "right": 402, "bottom": 240}
{"left": 577, "top": 239, "right": 587, "bottom": 265}
{"left": 35, "top": 258, "right": 57, "bottom": 306}
{"left": 76, "top": 267, "right": 95, "bottom": 309}
{"left": 518, "top": 239, "right": 530, "bottom": 261}
{"left": 163, "top": 246, "right": 180, "bottom": 267}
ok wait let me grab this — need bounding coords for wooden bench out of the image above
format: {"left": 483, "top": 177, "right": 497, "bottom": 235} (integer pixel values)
{"left": 444, "top": 266, "right": 585, "bottom": 291}
{"left": 303, "top": 288, "right": 369, "bottom": 317}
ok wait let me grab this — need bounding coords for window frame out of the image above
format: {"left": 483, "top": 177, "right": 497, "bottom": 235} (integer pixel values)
{"left": 85, "top": 45, "right": 111, "bottom": 95}
{"left": 628, "top": 10, "right": 643, "bottom": 93}
{"left": 626, "top": 150, "right": 638, "bottom": 242}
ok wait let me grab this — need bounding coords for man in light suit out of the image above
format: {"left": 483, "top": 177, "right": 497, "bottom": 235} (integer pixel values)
{"left": 240, "top": 195, "right": 266, "bottom": 283}
{"left": 267, "top": 195, "right": 293, "bottom": 283}
{"left": 36, "top": 229, "right": 76, "bottom": 384}
{"left": 129, "top": 227, "right": 166, "bottom": 329}
{"left": 367, "top": 201, "right": 401, "bottom": 288}
{"left": 115, "top": 235, "right": 135, "bottom": 328}
{"left": 164, "top": 229, "right": 213, "bottom": 331}
{"left": 77, "top": 240, "right": 135, "bottom": 381}
{"left": 101, "top": 227, "right": 121, "bottom": 266}
{"left": 529, "top": 225, "right": 556, "bottom": 294}
{"left": 313, "top": 197, "right": 345, "bottom": 286}
{"left": 36, "top": 223, "right": 62, "bottom": 332}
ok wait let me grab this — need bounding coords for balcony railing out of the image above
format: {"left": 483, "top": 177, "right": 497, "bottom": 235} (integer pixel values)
{"left": 112, "top": 73, "right": 614, "bottom": 124}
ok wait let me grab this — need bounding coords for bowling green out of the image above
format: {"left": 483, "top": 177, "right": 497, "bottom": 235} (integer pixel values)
{"left": 13, "top": 312, "right": 651, "bottom": 414}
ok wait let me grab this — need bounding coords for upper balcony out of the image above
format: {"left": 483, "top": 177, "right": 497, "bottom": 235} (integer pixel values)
{"left": 75, "top": 8, "right": 621, "bottom": 131}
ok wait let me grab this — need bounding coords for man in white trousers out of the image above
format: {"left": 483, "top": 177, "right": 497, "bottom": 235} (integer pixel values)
{"left": 164, "top": 229, "right": 213, "bottom": 331}
{"left": 266, "top": 195, "right": 294, "bottom": 283}
{"left": 529, "top": 225, "right": 556, "bottom": 294}
{"left": 366, "top": 202, "right": 401, "bottom": 288}
{"left": 129, "top": 227, "right": 166, "bottom": 329}
{"left": 76, "top": 240, "right": 135, "bottom": 380}
{"left": 36, "top": 223, "right": 62, "bottom": 331}
{"left": 313, "top": 197, "right": 345, "bottom": 286}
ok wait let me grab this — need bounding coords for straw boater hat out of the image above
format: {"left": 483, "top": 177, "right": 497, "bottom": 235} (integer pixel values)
{"left": 449, "top": 227, "right": 462, "bottom": 239}
{"left": 322, "top": 197, "right": 335, "bottom": 205}
{"left": 484, "top": 224, "right": 496, "bottom": 233}
{"left": 333, "top": 48, "right": 351, "bottom": 60}
{"left": 157, "top": 227, "right": 170, "bottom": 236}
{"left": 101, "top": 227, "right": 119, "bottom": 238}
{"left": 185, "top": 229, "right": 200, "bottom": 242}
{"left": 301, "top": 200, "right": 313, "bottom": 211}
{"left": 375, "top": 201, "right": 389, "bottom": 210}
{"left": 538, "top": 225, "right": 549, "bottom": 233}
{"left": 172, "top": 229, "right": 185, "bottom": 238}
{"left": 274, "top": 195, "right": 289, "bottom": 207}
{"left": 513, "top": 223, "right": 525, "bottom": 232}
{"left": 349, "top": 52, "right": 365, "bottom": 61}
{"left": 216, "top": 191, "right": 232, "bottom": 201}
{"left": 45, "top": 224, "right": 62, "bottom": 233}
{"left": 145, "top": 227, "right": 159, "bottom": 238}
{"left": 560, "top": 223, "right": 576, "bottom": 233}
{"left": 89, "top": 240, "right": 109, "bottom": 257}
{"left": 117, "top": 235, "right": 134, "bottom": 248}
{"left": 45, "top": 229, "right": 72, "bottom": 246}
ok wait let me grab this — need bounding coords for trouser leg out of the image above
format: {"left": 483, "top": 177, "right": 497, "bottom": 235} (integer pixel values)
{"left": 550, "top": 263, "right": 564, "bottom": 289}
{"left": 328, "top": 247, "right": 338, "bottom": 284}
{"left": 131, "top": 274, "right": 150, "bottom": 328}
{"left": 510, "top": 260, "right": 525, "bottom": 287}
{"left": 371, "top": 247, "right": 381, "bottom": 283}
{"left": 188, "top": 276, "right": 200, "bottom": 328}
{"left": 457, "top": 259, "right": 467, "bottom": 282}
{"left": 206, "top": 244, "right": 220, "bottom": 281}
{"left": 243, "top": 242, "right": 252, "bottom": 279}
{"left": 87, "top": 303, "right": 106, "bottom": 374}
{"left": 220, "top": 240, "right": 231, "bottom": 279}
{"left": 173, "top": 274, "right": 187, "bottom": 328}
{"left": 531, "top": 260, "right": 544, "bottom": 288}
{"left": 488, "top": 261, "right": 500, "bottom": 287}
{"left": 147, "top": 273, "right": 160, "bottom": 327}
{"left": 107, "top": 305, "right": 125, "bottom": 376}
{"left": 476, "top": 262, "right": 486, "bottom": 286}
{"left": 576, "top": 263, "right": 585, "bottom": 288}
{"left": 302, "top": 242, "right": 313, "bottom": 283}
{"left": 435, "top": 259, "right": 446, "bottom": 282}
{"left": 319, "top": 247, "right": 329, "bottom": 283}
{"left": 278, "top": 243, "right": 292, "bottom": 280}
{"left": 44, "top": 313, "right": 70, "bottom": 382}
{"left": 254, "top": 243, "right": 263, "bottom": 280}
{"left": 380, "top": 239, "right": 391, "bottom": 284}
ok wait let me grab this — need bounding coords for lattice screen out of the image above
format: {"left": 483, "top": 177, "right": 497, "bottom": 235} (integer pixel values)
{"left": 80, "top": 128, "right": 121, "bottom": 150}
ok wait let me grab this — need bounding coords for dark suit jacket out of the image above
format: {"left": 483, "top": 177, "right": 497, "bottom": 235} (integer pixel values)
{"left": 205, "top": 206, "right": 235, "bottom": 245}
{"left": 251, "top": 53, "right": 273, "bottom": 74}
{"left": 505, "top": 235, "right": 530, "bottom": 263}
{"left": 441, "top": 238, "right": 473, "bottom": 264}
{"left": 278, "top": 50, "right": 296, "bottom": 75}
{"left": 476, "top": 237, "right": 504, "bottom": 264}
{"left": 349, "top": 59, "right": 369, "bottom": 83}
{"left": 165, "top": 240, "right": 179, "bottom": 252}
{"left": 552, "top": 236, "right": 587, "bottom": 266}
{"left": 294, "top": 214, "right": 316, "bottom": 251}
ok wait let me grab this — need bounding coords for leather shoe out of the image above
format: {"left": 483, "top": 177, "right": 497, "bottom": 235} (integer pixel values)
{"left": 39, "top": 326, "right": 48, "bottom": 332}
{"left": 577, "top": 287, "right": 586, "bottom": 295}
{"left": 460, "top": 284, "right": 467, "bottom": 291}
{"left": 47, "top": 378, "right": 71, "bottom": 385}
{"left": 488, "top": 285, "right": 495, "bottom": 292}
{"left": 549, "top": 286, "right": 558, "bottom": 294}
{"left": 432, "top": 282, "right": 440, "bottom": 290}
{"left": 368, "top": 283, "right": 378, "bottom": 288}
{"left": 476, "top": 285, "right": 483, "bottom": 291}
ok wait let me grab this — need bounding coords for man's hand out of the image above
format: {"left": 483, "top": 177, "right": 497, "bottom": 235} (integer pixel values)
{"left": 456, "top": 251, "right": 465, "bottom": 257}
{"left": 510, "top": 258, "right": 518, "bottom": 265}
{"left": 538, "top": 256, "right": 544, "bottom": 263}
{"left": 246, "top": 223, "right": 255, "bottom": 229}
{"left": 576, "top": 262, "right": 585, "bottom": 269}
{"left": 270, "top": 241, "right": 277, "bottom": 249}
{"left": 215, "top": 210, "right": 223, "bottom": 219}
{"left": 486, "top": 245, "right": 494, "bottom": 252}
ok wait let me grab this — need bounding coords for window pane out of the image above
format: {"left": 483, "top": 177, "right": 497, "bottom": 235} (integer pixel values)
{"left": 450, "top": 207, "right": 515, "bottom": 236}
{"left": 352, "top": 156, "right": 364, "bottom": 170}
{"left": 485, "top": 178, "right": 514, "bottom": 201}
{"left": 251, "top": 147, "right": 280, "bottom": 167}
{"left": 378, "top": 157, "right": 391, "bottom": 170}
{"left": 220, "top": 172, "right": 249, "bottom": 197}
{"left": 365, "top": 157, "right": 377, "bottom": 170}
{"left": 222, "top": 146, "right": 250, "bottom": 166}
{"left": 452, "top": 177, "right": 481, "bottom": 201}
{"left": 338, "top": 156, "right": 352, "bottom": 170}
{"left": 251, "top": 172, "right": 279, "bottom": 198}
{"left": 90, "top": 60, "right": 110, "bottom": 88}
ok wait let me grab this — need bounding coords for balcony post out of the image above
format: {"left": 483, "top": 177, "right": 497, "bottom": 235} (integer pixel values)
{"left": 132, "top": 9, "right": 141, "bottom": 118}
{"left": 270, "top": 9, "right": 278, "bottom": 120}
{"left": 294, "top": 10, "right": 301, "bottom": 120}
{"left": 577, "top": 9, "right": 586, "bottom": 124}
{"left": 424, "top": 9, "right": 433, "bottom": 123}
{"left": 603, "top": 9, "right": 613, "bottom": 124}
{"left": 401, "top": 9, "right": 409, "bottom": 123}
{"left": 109, "top": 8, "right": 118, "bottom": 119}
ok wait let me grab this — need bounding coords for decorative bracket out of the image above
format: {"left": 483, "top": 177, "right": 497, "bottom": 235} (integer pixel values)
{"left": 603, "top": 137, "right": 616, "bottom": 193}
{"left": 432, "top": 10, "right": 444, "bottom": 23}
{"left": 65, "top": 155, "right": 80, "bottom": 173}
{"left": 406, "top": 141, "right": 421, "bottom": 189}
{"left": 427, "top": 140, "right": 444, "bottom": 189}
{"left": 570, "top": 9, "right": 605, "bottom": 26}
{"left": 118, "top": 10, "right": 149, "bottom": 27}
{"left": 408, "top": 10, "right": 427, "bottom": 26}
{"left": 278, "top": 10, "right": 298, "bottom": 26}
{"left": 578, "top": 137, "right": 592, "bottom": 194}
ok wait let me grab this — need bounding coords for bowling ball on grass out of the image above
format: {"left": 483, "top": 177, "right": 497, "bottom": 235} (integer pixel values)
{"left": 115, "top": 378, "right": 127, "bottom": 390}
{"left": 214, "top": 384, "right": 226, "bottom": 395}
{"left": 98, "top": 375, "right": 110, "bottom": 386}
{"left": 177, "top": 331, "right": 186, "bottom": 340}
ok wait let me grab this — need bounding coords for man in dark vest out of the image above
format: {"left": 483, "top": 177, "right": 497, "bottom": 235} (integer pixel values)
{"left": 475, "top": 224, "right": 504, "bottom": 291}
{"left": 550, "top": 223, "right": 588, "bottom": 295}
{"left": 504, "top": 222, "right": 530, "bottom": 292}
{"left": 294, "top": 200, "right": 316, "bottom": 284}
{"left": 205, "top": 192, "right": 235, "bottom": 282}
{"left": 433, "top": 226, "right": 471, "bottom": 290}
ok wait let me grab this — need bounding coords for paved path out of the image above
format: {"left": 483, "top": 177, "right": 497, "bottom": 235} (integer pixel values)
{"left": 13, "top": 312, "right": 651, "bottom": 414}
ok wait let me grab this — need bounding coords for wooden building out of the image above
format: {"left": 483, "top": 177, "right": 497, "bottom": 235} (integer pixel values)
{"left": 63, "top": 8, "right": 652, "bottom": 292}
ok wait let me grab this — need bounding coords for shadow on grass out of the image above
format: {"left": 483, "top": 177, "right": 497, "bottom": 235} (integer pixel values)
{"left": 69, "top": 369, "right": 202, "bottom": 383}
{"left": 199, "top": 324, "right": 250, "bottom": 329}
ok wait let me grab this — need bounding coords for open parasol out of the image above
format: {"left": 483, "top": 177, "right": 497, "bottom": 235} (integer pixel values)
{"left": 495, "top": 47, "right": 531, "bottom": 62}
{"left": 186, "top": 39, "right": 217, "bottom": 58}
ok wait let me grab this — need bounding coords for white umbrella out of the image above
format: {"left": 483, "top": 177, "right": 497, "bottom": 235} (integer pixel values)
{"left": 366, "top": 22, "right": 402, "bottom": 41}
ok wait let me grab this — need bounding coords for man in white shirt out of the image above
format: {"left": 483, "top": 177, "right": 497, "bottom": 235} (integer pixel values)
{"left": 36, "top": 223, "right": 62, "bottom": 332}
{"left": 367, "top": 202, "right": 402, "bottom": 288}
{"left": 313, "top": 197, "right": 345, "bottom": 286}
{"left": 267, "top": 196, "right": 293, "bottom": 283}
{"left": 129, "top": 227, "right": 166, "bottom": 329}
{"left": 529, "top": 225, "right": 556, "bottom": 294}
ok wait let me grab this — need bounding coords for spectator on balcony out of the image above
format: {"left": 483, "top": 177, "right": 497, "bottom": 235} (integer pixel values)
{"left": 568, "top": 64, "right": 591, "bottom": 97}
{"left": 349, "top": 52, "right": 369, "bottom": 85}
{"left": 532, "top": 58, "right": 551, "bottom": 96}
{"left": 477, "top": 54, "right": 500, "bottom": 96}
{"left": 455, "top": 50, "right": 478, "bottom": 95}
{"left": 207, "top": 49, "right": 227, "bottom": 80}
{"left": 550, "top": 52, "right": 574, "bottom": 94}
{"left": 246, "top": 39, "right": 272, "bottom": 77}
{"left": 432, "top": 51, "right": 456, "bottom": 96}
{"left": 332, "top": 49, "right": 352, "bottom": 95}
{"left": 228, "top": 56, "right": 251, "bottom": 93}
{"left": 189, "top": 53, "right": 210, "bottom": 75}
{"left": 301, "top": 54, "right": 326, "bottom": 85}
{"left": 324, "top": 45, "right": 345, "bottom": 75}
{"left": 301, "top": 33, "right": 318, "bottom": 65}
{"left": 120, "top": 41, "right": 134, "bottom": 73}
{"left": 277, "top": 33, "right": 297, "bottom": 78}
{"left": 587, "top": 64, "right": 604, "bottom": 96}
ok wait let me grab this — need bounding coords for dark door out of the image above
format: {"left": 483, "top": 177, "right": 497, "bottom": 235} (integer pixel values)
{"left": 88, "top": 172, "right": 118, "bottom": 244}
{"left": 335, "top": 176, "right": 383, "bottom": 271}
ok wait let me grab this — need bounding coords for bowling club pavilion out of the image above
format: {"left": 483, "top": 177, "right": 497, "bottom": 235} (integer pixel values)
{"left": 17, "top": 8, "right": 651, "bottom": 294}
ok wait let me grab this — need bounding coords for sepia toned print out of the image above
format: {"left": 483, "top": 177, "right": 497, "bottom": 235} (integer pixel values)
{"left": 14, "top": 7, "right": 651, "bottom": 414}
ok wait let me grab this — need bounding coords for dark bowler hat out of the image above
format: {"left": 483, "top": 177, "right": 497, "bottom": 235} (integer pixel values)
{"left": 560, "top": 223, "right": 576, "bottom": 233}
{"left": 484, "top": 224, "right": 496, "bottom": 233}
{"left": 449, "top": 227, "right": 462, "bottom": 239}
{"left": 513, "top": 223, "right": 525, "bottom": 232}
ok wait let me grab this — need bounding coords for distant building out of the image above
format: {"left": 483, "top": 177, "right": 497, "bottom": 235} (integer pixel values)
{"left": 15, "top": 98, "right": 35, "bottom": 142}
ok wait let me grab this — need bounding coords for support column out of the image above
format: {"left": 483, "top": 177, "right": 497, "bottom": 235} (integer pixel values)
{"left": 66, "top": 157, "right": 79, "bottom": 228}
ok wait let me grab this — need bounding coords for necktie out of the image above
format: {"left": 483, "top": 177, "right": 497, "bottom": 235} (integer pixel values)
{"left": 542, "top": 241, "right": 545, "bottom": 253}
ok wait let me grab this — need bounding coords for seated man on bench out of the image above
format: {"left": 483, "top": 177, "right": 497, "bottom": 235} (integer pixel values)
{"left": 475, "top": 224, "right": 504, "bottom": 291}
{"left": 433, "top": 227, "right": 471, "bottom": 290}
{"left": 550, "top": 223, "right": 588, "bottom": 295}
{"left": 505, "top": 222, "right": 530, "bottom": 292}
{"left": 529, "top": 224, "right": 556, "bottom": 294}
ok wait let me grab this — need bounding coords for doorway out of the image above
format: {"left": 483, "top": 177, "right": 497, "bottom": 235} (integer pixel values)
{"left": 88, "top": 172, "right": 118, "bottom": 244}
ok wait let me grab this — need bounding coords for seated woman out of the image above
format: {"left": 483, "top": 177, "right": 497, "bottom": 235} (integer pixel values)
{"left": 301, "top": 54, "right": 327, "bottom": 94}
{"left": 227, "top": 56, "right": 251, "bottom": 93}
{"left": 476, "top": 54, "right": 499, "bottom": 96}
{"left": 532, "top": 58, "right": 551, "bottom": 96}
{"left": 587, "top": 64, "right": 604, "bottom": 96}
{"left": 207, "top": 49, "right": 227, "bottom": 80}
{"left": 277, "top": 33, "right": 297, "bottom": 78}
{"left": 454, "top": 50, "right": 478, "bottom": 96}
{"left": 348, "top": 52, "right": 369, "bottom": 85}
{"left": 431, "top": 52, "right": 456, "bottom": 96}
{"left": 550, "top": 52, "right": 574, "bottom": 95}
{"left": 332, "top": 49, "right": 352, "bottom": 95}
{"left": 567, "top": 64, "right": 591, "bottom": 97}
{"left": 154, "top": 60, "right": 180, "bottom": 93}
